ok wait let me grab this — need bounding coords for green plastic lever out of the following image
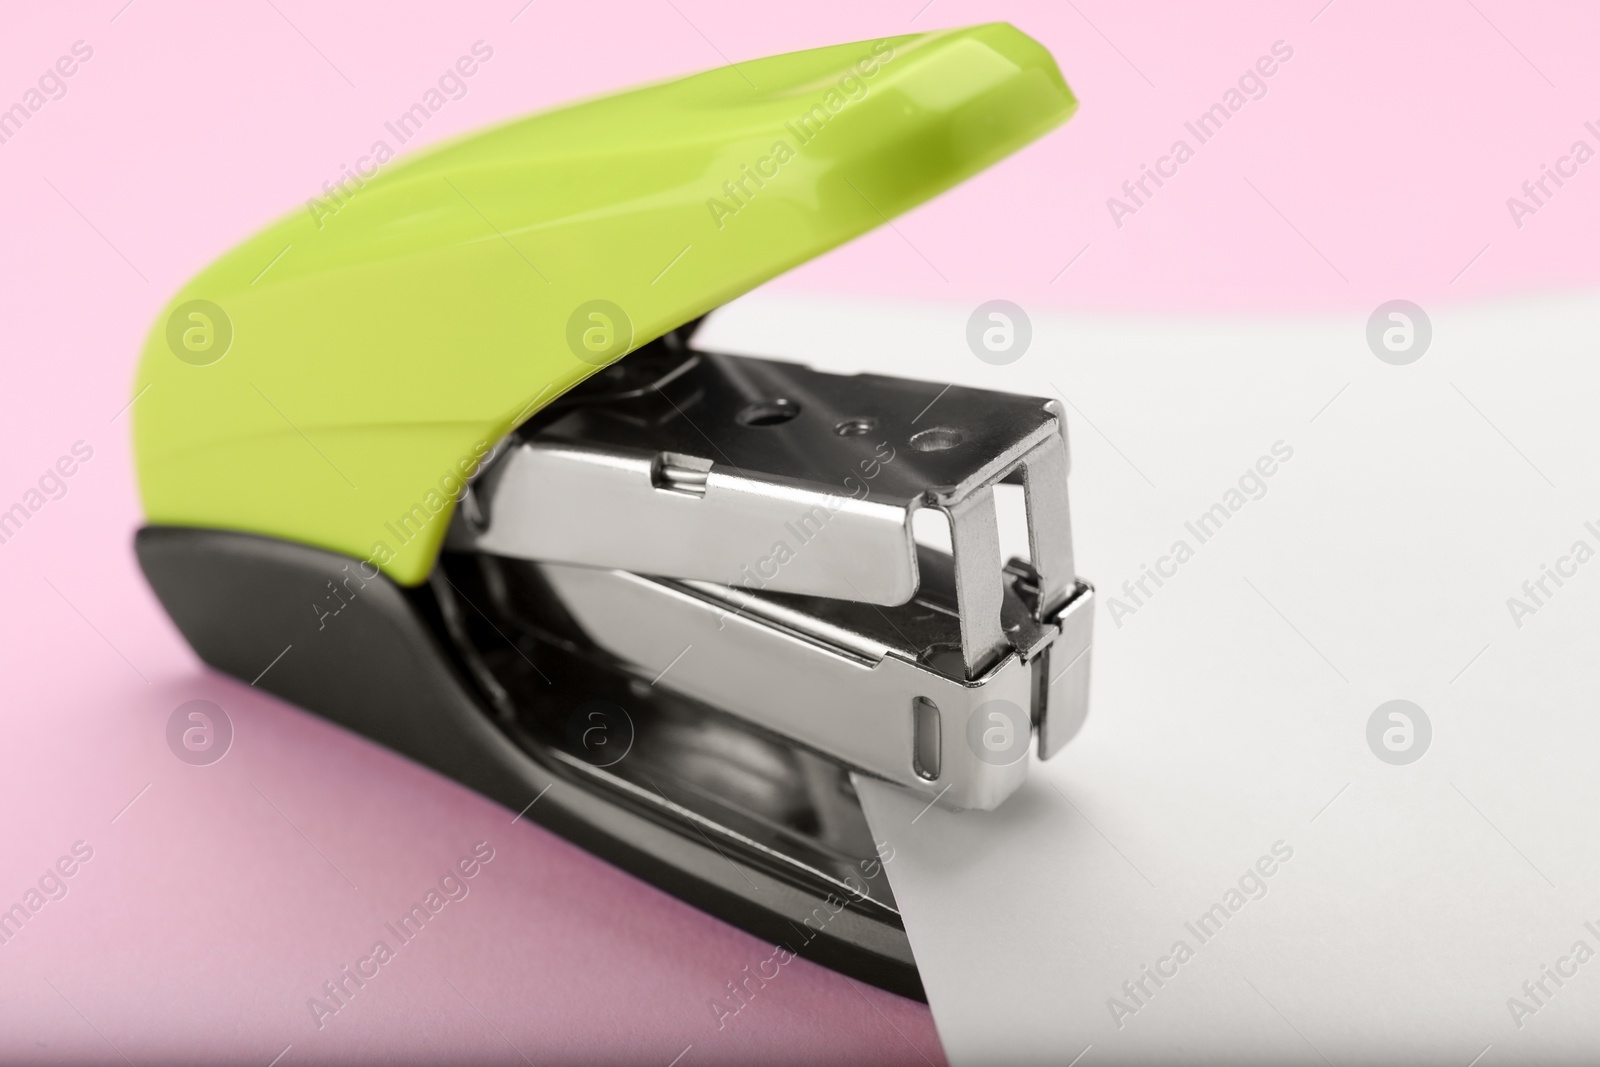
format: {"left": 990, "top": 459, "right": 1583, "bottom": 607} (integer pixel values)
{"left": 132, "top": 23, "right": 1076, "bottom": 585}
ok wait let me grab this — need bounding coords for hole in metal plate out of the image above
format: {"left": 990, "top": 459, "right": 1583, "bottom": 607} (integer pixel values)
{"left": 737, "top": 399, "right": 801, "bottom": 427}
{"left": 909, "top": 427, "right": 963, "bottom": 452}
{"left": 912, "top": 697, "right": 941, "bottom": 781}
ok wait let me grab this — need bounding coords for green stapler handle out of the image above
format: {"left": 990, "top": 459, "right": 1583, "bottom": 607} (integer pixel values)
{"left": 132, "top": 23, "right": 1076, "bottom": 585}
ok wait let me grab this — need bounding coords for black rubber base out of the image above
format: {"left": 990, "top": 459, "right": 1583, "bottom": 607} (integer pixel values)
{"left": 135, "top": 525, "right": 923, "bottom": 1000}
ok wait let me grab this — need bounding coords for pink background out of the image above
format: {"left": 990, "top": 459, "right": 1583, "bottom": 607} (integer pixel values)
{"left": 1, "top": 0, "right": 1596, "bottom": 1062}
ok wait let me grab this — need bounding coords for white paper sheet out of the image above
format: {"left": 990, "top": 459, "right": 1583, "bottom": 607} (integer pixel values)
{"left": 700, "top": 290, "right": 1600, "bottom": 1066}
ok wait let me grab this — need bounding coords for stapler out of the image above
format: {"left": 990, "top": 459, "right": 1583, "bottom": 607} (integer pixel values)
{"left": 132, "top": 24, "right": 1092, "bottom": 998}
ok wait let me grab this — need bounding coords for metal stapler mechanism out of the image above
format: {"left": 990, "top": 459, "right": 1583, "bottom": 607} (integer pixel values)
{"left": 131, "top": 24, "right": 1088, "bottom": 996}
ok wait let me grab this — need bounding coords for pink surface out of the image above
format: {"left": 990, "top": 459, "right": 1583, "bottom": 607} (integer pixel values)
{"left": 1, "top": 0, "right": 1596, "bottom": 1063}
